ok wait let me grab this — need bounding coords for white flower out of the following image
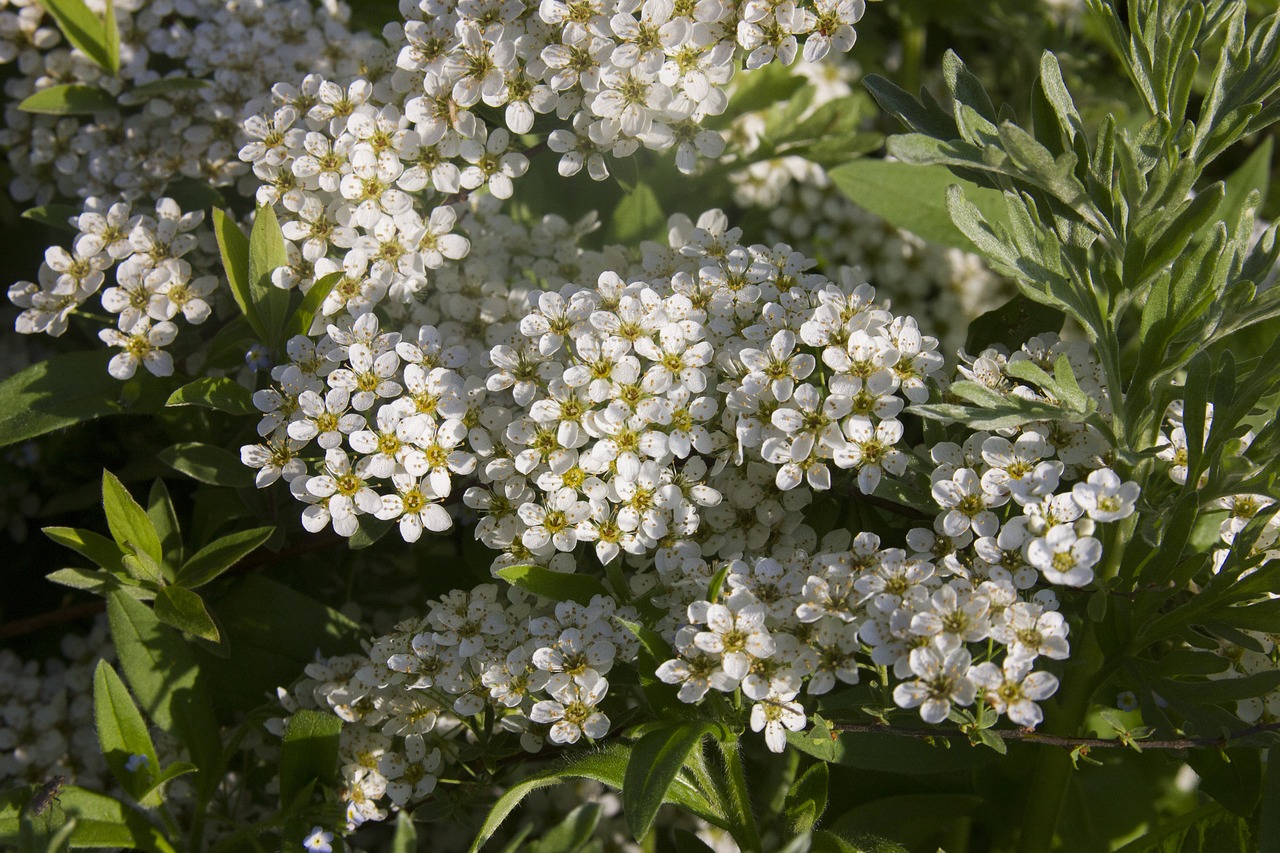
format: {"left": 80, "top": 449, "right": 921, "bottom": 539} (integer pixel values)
{"left": 969, "top": 657, "right": 1059, "bottom": 728}
{"left": 1026, "top": 523, "right": 1102, "bottom": 587}
{"left": 1071, "top": 469, "right": 1139, "bottom": 522}
{"left": 750, "top": 690, "right": 807, "bottom": 752}
{"left": 892, "top": 644, "right": 976, "bottom": 724}
{"left": 99, "top": 319, "right": 178, "bottom": 380}
{"left": 529, "top": 671, "right": 611, "bottom": 744}
{"left": 303, "top": 827, "right": 333, "bottom": 853}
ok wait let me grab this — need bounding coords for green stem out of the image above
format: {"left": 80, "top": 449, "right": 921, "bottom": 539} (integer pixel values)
{"left": 900, "top": 12, "right": 926, "bottom": 98}
{"left": 1015, "top": 622, "right": 1104, "bottom": 853}
{"left": 716, "top": 737, "right": 762, "bottom": 853}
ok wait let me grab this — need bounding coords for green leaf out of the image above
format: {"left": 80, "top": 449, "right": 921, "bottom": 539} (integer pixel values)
{"left": 608, "top": 182, "right": 665, "bottom": 245}
{"left": 19, "top": 84, "right": 115, "bottom": 114}
{"left": 122, "top": 77, "right": 209, "bottom": 102}
{"left": 0, "top": 350, "right": 167, "bottom": 448}
{"left": 623, "top": 723, "right": 720, "bottom": 841}
{"left": 1262, "top": 745, "right": 1280, "bottom": 853}
{"left": 673, "top": 829, "right": 718, "bottom": 853}
{"left": 177, "top": 526, "right": 274, "bottom": 589}
{"left": 120, "top": 551, "right": 163, "bottom": 586}
{"left": 965, "top": 294, "right": 1064, "bottom": 354}
{"left": 785, "top": 762, "right": 828, "bottom": 835}
{"left": 827, "top": 160, "right": 1009, "bottom": 250}
{"left": 713, "top": 64, "right": 805, "bottom": 128}
{"left": 247, "top": 204, "right": 292, "bottom": 350}
{"left": 788, "top": 726, "right": 999, "bottom": 774}
{"left": 157, "top": 442, "right": 253, "bottom": 487}
{"left": 165, "top": 378, "right": 256, "bottom": 416}
{"left": 827, "top": 794, "right": 983, "bottom": 852}
{"left": 288, "top": 271, "right": 343, "bottom": 339}
{"left": 105, "top": 592, "right": 220, "bottom": 777}
{"left": 33, "top": 0, "right": 117, "bottom": 72}
{"left": 93, "top": 661, "right": 162, "bottom": 807}
{"left": 101, "top": 0, "right": 118, "bottom": 74}
{"left": 147, "top": 481, "right": 181, "bottom": 575}
{"left": 138, "top": 762, "right": 197, "bottom": 805}
{"left": 46, "top": 567, "right": 117, "bottom": 595}
{"left": 528, "top": 803, "right": 603, "bottom": 853}
{"left": 21, "top": 204, "right": 80, "bottom": 231}
{"left": 43, "top": 526, "right": 125, "bottom": 573}
{"left": 154, "top": 587, "right": 220, "bottom": 642}
{"left": 1, "top": 785, "right": 175, "bottom": 852}
{"left": 391, "top": 810, "right": 418, "bottom": 853}
{"left": 1187, "top": 748, "right": 1262, "bottom": 817}
{"left": 200, "top": 576, "right": 363, "bottom": 712}
{"left": 212, "top": 207, "right": 260, "bottom": 341}
{"left": 1113, "top": 803, "right": 1251, "bottom": 853}
{"left": 102, "top": 470, "right": 163, "bottom": 567}
{"left": 495, "top": 565, "right": 610, "bottom": 605}
{"left": 279, "top": 710, "right": 342, "bottom": 808}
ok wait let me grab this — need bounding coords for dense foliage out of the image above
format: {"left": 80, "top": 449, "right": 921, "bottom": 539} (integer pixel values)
{"left": 2, "top": 0, "right": 1280, "bottom": 851}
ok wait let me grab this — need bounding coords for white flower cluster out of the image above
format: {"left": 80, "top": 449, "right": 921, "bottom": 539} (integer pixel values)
{"left": 0, "top": 0, "right": 382, "bottom": 206}
{"left": 243, "top": 207, "right": 943, "bottom": 571}
{"left": 0, "top": 618, "right": 112, "bottom": 788}
{"left": 1211, "top": 630, "right": 1280, "bottom": 724}
{"left": 8, "top": 197, "right": 219, "bottom": 379}
{"left": 277, "top": 584, "right": 639, "bottom": 829}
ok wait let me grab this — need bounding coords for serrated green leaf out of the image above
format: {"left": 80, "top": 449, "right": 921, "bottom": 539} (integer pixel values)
{"left": 177, "top": 526, "right": 274, "bottom": 588}
{"left": 157, "top": 442, "right": 252, "bottom": 488}
{"left": 165, "top": 377, "right": 255, "bottom": 416}
{"left": 280, "top": 710, "right": 342, "bottom": 809}
{"left": 19, "top": 84, "right": 115, "bottom": 114}
{"left": 827, "top": 160, "right": 1008, "bottom": 250}
{"left": 102, "top": 470, "right": 163, "bottom": 567}
{"left": 495, "top": 565, "right": 610, "bottom": 605}
{"left": 154, "top": 587, "right": 220, "bottom": 642}
{"left": 93, "top": 661, "right": 161, "bottom": 807}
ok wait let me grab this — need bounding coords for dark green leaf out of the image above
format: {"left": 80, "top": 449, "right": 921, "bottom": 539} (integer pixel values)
{"left": 177, "top": 526, "right": 274, "bottom": 589}
{"left": 165, "top": 378, "right": 256, "bottom": 416}
{"left": 279, "top": 710, "right": 342, "bottom": 808}
{"left": 827, "top": 160, "right": 1008, "bottom": 250}
{"left": 105, "top": 592, "right": 220, "bottom": 776}
{"left": 154, "top": 587, "right": 220, "bottom": 642}
{"left": 93, "top": 661, "right": 161, "bottom": 806}
{"left": 623, "top": 723, "right": 719, "bottom": 841}
{"left": 965, "top": 293, "right": 1064, "bottom": 353}
{"left": 102, "top": 470, "right": 163, "bottom": 566}
{"left": 0, "top": 351, "right": 167, "bottom": 448}
{"left": 147, "top": 481, "right": 181, "bottom": 575}
{"left": 827, "top": 794, "right": 982, "bottom": 852}
{"left": 1187, "top": 748, "right": 1262, "bottom": 817}
{"left": 289, "top": 271, "right": 343, "bottom": 339}
{"left": 528, "top": 803, "right": 603, "bottom": 853}
{"left": 1, "top": 785, "right": 175, "bottom": 852}
{"left": 19, "top": 84, "right": 116, "bottom": 115}
{"left": 21, "top": 204, "right": 80, "bottom": 231}
{"left": 157, "top": 442, "right": 253, "bottom": 487}
{"left": 495, "top": 565, "right": 610, "bottom": 605}
{"left": 1262, "top": 745, "right": 1280, "bottom": 853}
{"left": 608, "top": 182, "right": 665, "bottom": 245}
{"left": 784, "top": 762, "right": 828, "bottom": 834}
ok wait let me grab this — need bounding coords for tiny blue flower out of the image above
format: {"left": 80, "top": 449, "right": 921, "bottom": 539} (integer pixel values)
{"left": 1116, "top": 690, "right": 1139, "bottom": 712}
{"left": 244, "top": 343, "right": 272, "bottom": 371}
{"left": 124, "top": 754, "right": 149, "bottom": 773}
{"left": 303, "top": 826, "right": 333, "bottom": 853}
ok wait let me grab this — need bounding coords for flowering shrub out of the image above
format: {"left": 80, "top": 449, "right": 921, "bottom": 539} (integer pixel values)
{"left": 2, "top": 0, "right": 1280, "bottom": 851}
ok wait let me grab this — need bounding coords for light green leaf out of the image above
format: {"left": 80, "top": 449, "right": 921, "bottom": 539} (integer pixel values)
{"left": 494, "top": 564, "right": 611, "bottom": 605}
{"left": 279, "top": 710, "right": 342, "bottom": 809}
{"left": 46, "top": 567, "right": 117, "bottom": 595}
{"left": 34, "top": 0, "right": 116, "bottom": 72}
{"left": 19, "top": 83, "right": 115, "bottom": 114}
{"left": 102, "top": 470, "right": 163, "bottom": 566}
{"left": 289, "top": 271, "right": 343, "bottom": 339}
{"left": 157, "top": 442, "right": 252, "bottom": 488}
{"left": 1, "top": 785, "right": 175, "bottom": 852}
{"left": 608, "top": 182, "right": 665, "bottom": 245}
{"left": 147, "top": 481, "right": 181, "bottom": 575}
{"left": 177, "top": 526, "right": 274, "bottom": 589}
{"left": 623, "top": 722, "right": 720, "bottom": 841}
{"left": 212, "top": 207, "right": 260, "bottom": 341}
{"left": 247, "top": 204, "right": 292, "bottom": 349}
{"left": 106, "top": 592, "right": 221, "bottom": 776}
{"left": 165, "top": 377, "right": 255, "bottom": 416}
{"left": 0, "top": 350, "right": 167, "bottom": 447}
{"left": 43, "top": 526, "right": 125, "bottom": 573}
{"left": 391, "top": 810, "right": 418, "bottom": 853}
{"left": 101, "top": 0, "right": 118, "bottom": 74}
{"left": 154, "top": 587, "right": 220, "bottom": 643}
{"left": 120, "top": 552, "right": 163, "bottom": 586}
{"left": 827, "top": 160, "right": 1008, "bottom": 250}
{"left": 93, "top": 661, "right": 162, "bottom": 807}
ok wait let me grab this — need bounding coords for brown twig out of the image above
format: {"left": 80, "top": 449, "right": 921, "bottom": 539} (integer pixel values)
{"left": 827, "top": 720, "right": 1280, "bottom": 750}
